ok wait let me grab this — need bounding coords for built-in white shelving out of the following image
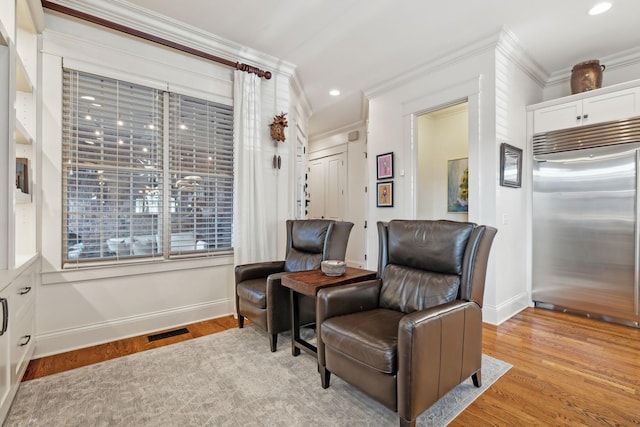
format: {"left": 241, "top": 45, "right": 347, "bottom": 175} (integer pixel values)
{"left": 0, "top": 0, "right": 43, "bottom": 422}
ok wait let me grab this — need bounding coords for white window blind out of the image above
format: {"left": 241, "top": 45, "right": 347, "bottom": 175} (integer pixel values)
{"left": 168, "top": 93, "right": 234, "bottom": 253}
{"left": 62, "top": 68, "right": 234, "bottom": 266}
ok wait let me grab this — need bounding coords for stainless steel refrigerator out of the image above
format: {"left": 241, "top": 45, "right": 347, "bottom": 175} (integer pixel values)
{"left": 532, "top": 117, "right": 640, "bottom": 328}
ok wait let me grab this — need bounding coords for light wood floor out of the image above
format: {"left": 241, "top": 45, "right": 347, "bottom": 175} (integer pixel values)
{"left": 23, "top": 308, "right": 640, "bottom": 425}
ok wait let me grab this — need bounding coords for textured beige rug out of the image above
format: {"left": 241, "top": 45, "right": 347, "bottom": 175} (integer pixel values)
{"left": 5, "top": 326, "right": 510, "bottom": 426}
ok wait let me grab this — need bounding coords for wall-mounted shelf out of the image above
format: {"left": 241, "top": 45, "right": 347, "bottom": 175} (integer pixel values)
{"left": 15, "top": 189, "right": 31, "bottom": 204}
{"left": 15, "top": 117, "right": 33, "bottom": 145}
{"left": 15, "top": 54, "right": 33, "bottom": 93}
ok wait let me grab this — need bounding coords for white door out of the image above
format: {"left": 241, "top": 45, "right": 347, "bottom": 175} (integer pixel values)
{"left": 308, "top": 158, "right": 326, "bottom": 219}
{"left": 324, "top": 154, "right": 344, "bottom": 220}
{"left": 308, "top": 153, "right": 345, "bottom": 220}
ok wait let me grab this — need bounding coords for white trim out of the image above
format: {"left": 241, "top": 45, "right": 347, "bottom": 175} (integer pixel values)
{"left": 42, "top": 253, "right": 233, "bottom": 284}
{"left": 366, "top": 31, "right": 498, "bottom": 100}
{"left": 45, "top": 0, "right": 296, "bottom": 77}
{"left": 482, "top": 291, "right": 529, "bottom": 325}
{"left": 43, "top": 26, "right": 234, "bottom": 100}
{"left": 62, "top": 56, "right": 169, "bottom": 91}
{"left": 34, "top": 299, "right": 234, "bottom": 357}
{"left": 310, "top": 120, "right": 366, "bottom": 143}
{"left": 495, "top": 27, "right": 548, "bottom": 88}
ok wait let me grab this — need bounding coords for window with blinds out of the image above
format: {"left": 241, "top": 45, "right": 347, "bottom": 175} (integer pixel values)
{"left": 168, "top": 94, "right": 234, "bottom": 253}
{"left": 62, "top": 69, "right": 233, "bottom": 265}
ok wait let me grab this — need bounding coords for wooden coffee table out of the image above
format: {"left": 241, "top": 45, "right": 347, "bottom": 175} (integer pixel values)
{"left": 281, "top": 267, "right": 377, "bottom": 357}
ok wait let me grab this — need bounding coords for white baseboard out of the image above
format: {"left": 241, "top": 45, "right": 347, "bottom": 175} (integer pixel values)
{"left": 482, "top": 291, "right": 529, "bottom": 325}
{"left": 34, "top": 298, "right": 234, "bottom": 358}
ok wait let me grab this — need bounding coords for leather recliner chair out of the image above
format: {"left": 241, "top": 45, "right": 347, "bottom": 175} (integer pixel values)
{"left": 317, "top": 220, "right": 497, "bottom": 427}
{"left": 235, "top": 219, "right": 353, "bottom": 352}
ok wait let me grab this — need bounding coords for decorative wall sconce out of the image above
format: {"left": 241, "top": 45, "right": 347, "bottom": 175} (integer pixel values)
{"left": 269, "top": 112, "right": 288, "bottom": 142}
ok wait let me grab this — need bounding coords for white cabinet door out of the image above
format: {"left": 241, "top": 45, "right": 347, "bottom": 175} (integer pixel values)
{"left": 533, "top": 87, "right": 640, "bottom": 134}
{"left": 582, "top": 87, "right": 640, "bottom": 126}
{"left": 533, "top": 101, "right": 582, "bottom": 133}
{"left": 0, "top": 289, "right": 10, "bottom": 422}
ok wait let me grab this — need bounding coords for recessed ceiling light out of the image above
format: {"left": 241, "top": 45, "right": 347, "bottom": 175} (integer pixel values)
{"left": 329, "top": 89, "right": 340, "bottom": 96}
{"left": 589, "top": 2, "right": 612, "bottom": 15}
{"left": 81, "top": 95, "right": 95, "bottom": 101}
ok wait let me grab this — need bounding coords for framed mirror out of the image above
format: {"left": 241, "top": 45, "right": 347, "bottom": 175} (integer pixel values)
{"left": 500, "top": 143, "right": 522, "bottom": 188}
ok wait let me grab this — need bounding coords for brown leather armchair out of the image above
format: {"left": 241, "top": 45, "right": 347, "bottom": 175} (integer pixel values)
{"left": 235, "top": 219, "right": 353, "bottom": 351}
{"left": 317, "top": 220, "right": 497, "bottom": 427}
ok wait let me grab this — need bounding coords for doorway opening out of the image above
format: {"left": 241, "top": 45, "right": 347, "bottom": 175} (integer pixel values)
{"left": 416, "top": 101, "right": 469, "bottom": 220}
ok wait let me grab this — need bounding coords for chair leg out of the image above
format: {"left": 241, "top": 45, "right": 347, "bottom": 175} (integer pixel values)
{"left": 472, "top": 370, "right": 482, "bottom": 387}
{"left": 270, "top": 334, "right": 278, "bottom": 352}
{"left": 238, "top": 314, "right": 244, "bottom": 328}
{"left": 320, "top": 367, "right": 331, "bottom": 389}
{"left": 399, "top": 416, "right": 415, "bottom": 427}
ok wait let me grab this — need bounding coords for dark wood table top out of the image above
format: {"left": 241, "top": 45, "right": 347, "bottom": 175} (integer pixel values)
{"left": 281, "top": 267, "right": 377, "bottom": 297}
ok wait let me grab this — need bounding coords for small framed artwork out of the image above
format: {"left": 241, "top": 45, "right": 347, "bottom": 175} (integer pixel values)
{"left": 377, "top": 181, "right": 393, "bottom": 207}
{"left": 447, "top": 157, "right": 468, "bottom": 213}
{"left": 500, "top": 143, "right": 523, "bottom": 188}
{"left": 376, "top": 152, "right": 393, "bottom": 180}
{"left": 16, "top": 157, "right": 29, "bottom": 194}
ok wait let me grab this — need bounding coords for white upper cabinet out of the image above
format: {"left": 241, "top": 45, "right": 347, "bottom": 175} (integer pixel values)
{"left": 531, "top": 82, "right": 640, "bottom": 134}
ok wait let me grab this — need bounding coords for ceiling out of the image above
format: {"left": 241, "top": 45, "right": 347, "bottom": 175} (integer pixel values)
{"left": 118, "top": 1, "right": 639, "bottom": 129}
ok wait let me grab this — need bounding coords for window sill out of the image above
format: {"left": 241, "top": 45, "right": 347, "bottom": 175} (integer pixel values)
{"left": 41, "top": 252, "right": 234, "bottom": 285}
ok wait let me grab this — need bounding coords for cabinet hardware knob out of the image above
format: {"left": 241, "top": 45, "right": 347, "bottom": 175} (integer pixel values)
{"left": 576, "top": 116, "right": 581, "bottom": 121}
{"left": 0, "top": 298, "right": 7, "bottom": 336}
{"left": 583, "top": 114, "right": 589, "bottom": 119}
{"left": 19, "top": 287, "right": 31, "bottom": 295}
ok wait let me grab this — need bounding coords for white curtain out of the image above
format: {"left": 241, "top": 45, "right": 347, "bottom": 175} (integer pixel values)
{"left": 233, "top": 70, "right": 269, "bottom": 265}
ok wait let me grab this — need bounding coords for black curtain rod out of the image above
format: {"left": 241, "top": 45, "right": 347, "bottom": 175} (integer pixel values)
{"left": 41, "top": 0, "right": 272, "bottom": 79}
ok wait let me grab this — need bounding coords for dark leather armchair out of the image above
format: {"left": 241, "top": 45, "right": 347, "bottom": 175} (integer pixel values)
{"left": 235, "top": 219, "right": 353, "bottom": 351}
{"left": 317, "top": 220, "right": 497, "bottom": 427}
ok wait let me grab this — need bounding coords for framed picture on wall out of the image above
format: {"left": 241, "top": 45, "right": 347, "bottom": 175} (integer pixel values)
{"left": 376, "top": 181, "right": 393, "bottom": 207}
{"left": 16, "top": 157, "right": 29, "bottom": 194}
{"left": 447, "top": 157, "right": 468, "bottom": 213}
{"left": 376, "top": 152, "right": 393, "bottom": 180}
{"left": 500, "top": 143, "right": 522, "bottom": 188}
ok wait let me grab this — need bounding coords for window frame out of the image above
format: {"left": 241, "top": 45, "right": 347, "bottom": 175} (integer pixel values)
{"left": 61, "top": 68, "right": 234, "bottom": 268}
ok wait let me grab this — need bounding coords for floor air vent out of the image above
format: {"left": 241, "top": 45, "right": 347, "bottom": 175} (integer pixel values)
{"left": 147, "top": 327, "right": 189, "bottom": 342}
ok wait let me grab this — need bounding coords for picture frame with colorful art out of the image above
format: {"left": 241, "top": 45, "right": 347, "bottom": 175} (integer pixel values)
{"left": 447, "top": 157, "right": 468, "bottom": 213}
{"left": 376, "top": 181, "right": 393, "bottom": 207}
{"left": 376, "top": 152, "right": 393, "bottom": 180}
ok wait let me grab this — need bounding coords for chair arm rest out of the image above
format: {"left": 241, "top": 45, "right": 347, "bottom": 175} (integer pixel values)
{"left": 316, "top": 279, "right": 381, "bottom": 325}
{"left": 317, "top": 279, "right": 381, "bottom": 369}
{"left": 396, "top": 300, "right": 482, "bottom": 422}
{"left": 234, "top": 261, "right": 285, "bottom": 283}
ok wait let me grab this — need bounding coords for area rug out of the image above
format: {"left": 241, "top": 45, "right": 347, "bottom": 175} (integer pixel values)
{"left": 5, "top": 326, "right": 510, "bottom": 427}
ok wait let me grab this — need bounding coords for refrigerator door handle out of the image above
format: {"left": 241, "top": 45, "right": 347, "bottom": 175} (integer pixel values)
{"left": 633, "top": 150, "right": 640, "bottom": 316}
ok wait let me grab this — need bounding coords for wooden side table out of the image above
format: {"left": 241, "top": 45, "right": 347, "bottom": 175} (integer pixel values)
{"left": 281, "top": 267, "right": 377, "bottom": 357}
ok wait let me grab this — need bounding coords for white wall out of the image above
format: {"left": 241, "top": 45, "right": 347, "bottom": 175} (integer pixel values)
{"left": 417, "top": 105, "right": 469, "bottom": 221}
{"left": 493, "top": 43, "right": 543, "bottom": 323}
{"left": 36, "top": 13, "right": 298, "bottom": 356}
{"left": 366, "top": 30, "right": 543, "bottom": 324}
{"left": 309, "top": 124, "right": 368, "bottom": 267}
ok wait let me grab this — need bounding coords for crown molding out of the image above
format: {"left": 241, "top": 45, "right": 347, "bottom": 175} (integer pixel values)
{"left": 366, "top": 28, "right": 549, "bottom": 100}
{"left": 365, "top": 30, "right": 501, "bottom": 99}
{"left": 545, "top": 45, "right": 640, "bottom": 88}
{"left": 44, "top": 0, "right": 297, "bottom": 77}
{"left": 495, "top": 27, "right": 549, "bottom": 87}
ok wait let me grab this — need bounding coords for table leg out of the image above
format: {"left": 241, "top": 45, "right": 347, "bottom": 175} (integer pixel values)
{"left": 290, "top": 289, "right": 301, "bottom": 356}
